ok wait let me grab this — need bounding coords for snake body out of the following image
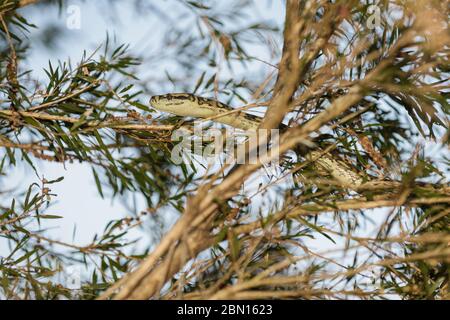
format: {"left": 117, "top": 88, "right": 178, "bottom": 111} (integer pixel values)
{"left": 150, "top": 93, "right": 262, "bottom": 130}
{"left": 150, "top": 93, "right": 363, "bottom": 187}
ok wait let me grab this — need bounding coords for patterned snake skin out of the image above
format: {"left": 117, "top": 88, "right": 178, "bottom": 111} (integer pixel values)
{"left": 150, "top": 93, "right": 363, "bottom": 187}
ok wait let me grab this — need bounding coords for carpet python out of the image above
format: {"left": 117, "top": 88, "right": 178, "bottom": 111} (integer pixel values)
{"left": 150, "top": 93, "right": 363, "bottom": 187}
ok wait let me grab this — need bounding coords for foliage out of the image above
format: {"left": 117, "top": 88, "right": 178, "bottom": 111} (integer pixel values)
{"left": 0, "top": 0, "right": 448, "bottom": 300}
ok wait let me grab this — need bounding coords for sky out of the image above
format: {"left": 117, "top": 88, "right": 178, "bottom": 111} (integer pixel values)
{"left": 3, "top": 0, "right": 442, "bottom": 271}
{"left": 7, "top": 1, "right": 179, "bottom": 248}
{"left": 5, "top": 0, "right": 291, "bottom": 250}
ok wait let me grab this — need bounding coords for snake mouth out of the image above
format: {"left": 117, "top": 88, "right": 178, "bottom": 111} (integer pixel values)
{"left": 149, "top": 96, "right": 158, "bottom": 105}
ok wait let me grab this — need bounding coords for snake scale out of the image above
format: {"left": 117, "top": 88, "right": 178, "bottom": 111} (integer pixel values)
{"left": 150, "top": 93, "right": 363, "bottom": 187}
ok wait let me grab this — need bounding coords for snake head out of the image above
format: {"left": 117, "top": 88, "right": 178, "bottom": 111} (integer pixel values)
{"left": 149, "top": 94, "right": 172, "bottom": 112}
{"left": 149, "top": 93, "right": 198, "bottom": 117}
{"left": 149, "top": 95, "right": 161, "bottom": 107}
{"left": 149, "top": 96, "right": 156, "bottom": 103}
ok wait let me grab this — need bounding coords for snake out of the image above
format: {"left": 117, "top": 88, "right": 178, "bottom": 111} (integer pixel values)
{"left": 150, "top": 93, "right": 363, "bottom": 187}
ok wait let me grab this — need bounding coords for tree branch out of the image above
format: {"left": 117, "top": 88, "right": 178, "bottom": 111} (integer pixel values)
{"left": 97, "top": 3, "right": 435, "bottom": 301}
{"left": 0, "top": 109, "right": 173, "bottom": 131}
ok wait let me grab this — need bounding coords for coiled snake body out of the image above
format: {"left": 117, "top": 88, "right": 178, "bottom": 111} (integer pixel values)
{"left": 150, "top": 93, "right": 363, "bottom": 187}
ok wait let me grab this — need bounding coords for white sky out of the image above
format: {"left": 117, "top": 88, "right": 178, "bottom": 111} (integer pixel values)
{"left": 3, "top": 1, "right": 445, "bottom": 278}
{"left": 7, "top": 0, "right": 290, "bottom": 249}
